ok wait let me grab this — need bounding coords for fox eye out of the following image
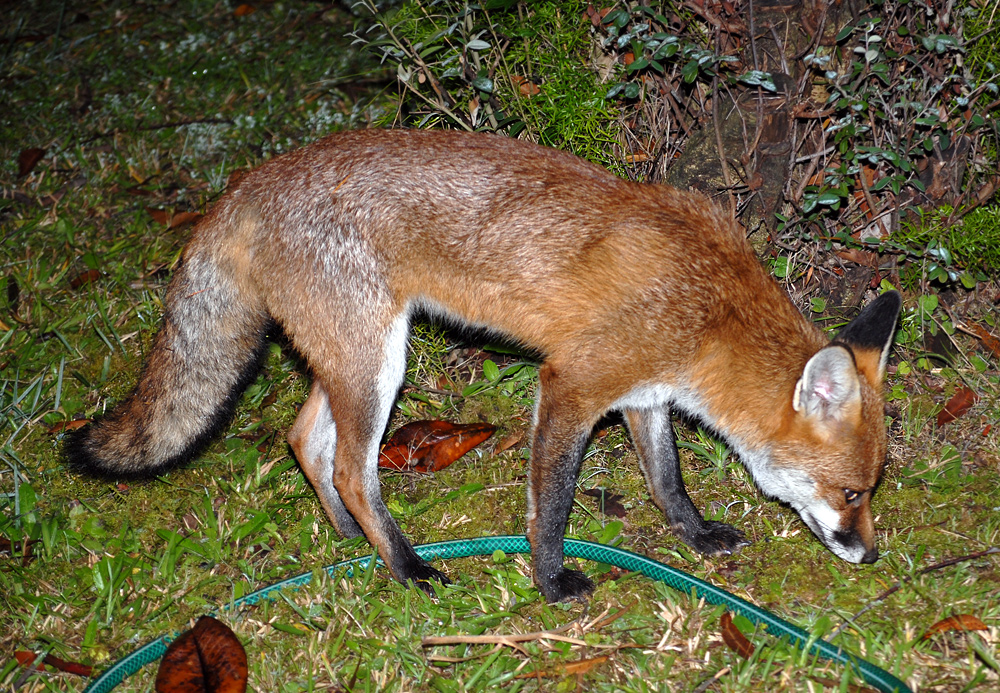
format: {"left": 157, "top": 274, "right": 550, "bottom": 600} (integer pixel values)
{"left": 844, "top": 489, "right": 864, "bottom": 504}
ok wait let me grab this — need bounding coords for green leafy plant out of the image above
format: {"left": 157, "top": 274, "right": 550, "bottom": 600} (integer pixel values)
{"left": 353, "top": 0, "right": 621, "bottom": 164}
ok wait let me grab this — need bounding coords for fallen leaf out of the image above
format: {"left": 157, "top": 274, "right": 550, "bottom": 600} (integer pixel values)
{"left": 70, "top": 269, "right": 102, "bottom": 289}
{"left": 15, "top": 651, "right": 93, "bottom": 677}
{"left": 936, "top": 386, "right": 979, "bottom": 426}
{"left": 582, "top": 488, "right": 627, "bottom": 518}
{"left": 49, "top": 419, "right": 90, "bottom": 434}
{"left": 922, "top": 614, "right": 988, "bottom": 640}
{"left": 967, "top": 323, "right": 1000, "bottom": 359}
{"left": 493, "top": 431, "right": 523, "bottom": 454}
{"left": 155, "top": 616, "right": 248, "bottom": 693}
{"left": 511, "top": 75, "right": 541, "bottom": 97}
{"left": 516, "top": 655, "right": 609, "bottom": 678}
{"left": 147, "top": 208, "right": 203, "bottom": 229}
{"left": 18, "top": 148, "right": 45, "bottom": 177}
{"left": 836, "top": 248, "right": 878, "bottom": 268}
{"left": 720, "top": 612, "right": 755, "bottom": 659}
{"left": 379, "top": 420, "right": 496, "bottom": 473}
{"left": 14, "top": 651, "right": 44, "bottom": 671}
{"left": 233, "top": 4, "right": 256, "bottom": 17}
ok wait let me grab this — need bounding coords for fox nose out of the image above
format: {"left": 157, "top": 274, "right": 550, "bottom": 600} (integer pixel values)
{"left": 860, "top": 546, "right": 878, "bottom": 564}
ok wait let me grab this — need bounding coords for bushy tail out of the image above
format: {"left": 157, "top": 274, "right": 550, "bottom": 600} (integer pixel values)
{"left": 67, "top": 242, "right": 269, "bottom": 479}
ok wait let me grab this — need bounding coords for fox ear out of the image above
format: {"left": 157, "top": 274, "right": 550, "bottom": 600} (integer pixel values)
{"left": 833, "top": 291, "right": 902, "bottom": 379}
{"left": 793, "top": 346, "right": 861, "bottom": 421}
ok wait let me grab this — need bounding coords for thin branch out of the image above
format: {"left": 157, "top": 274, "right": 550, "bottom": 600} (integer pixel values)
{"left": 831, "top": 547, "right": 1000, "bottom": 638}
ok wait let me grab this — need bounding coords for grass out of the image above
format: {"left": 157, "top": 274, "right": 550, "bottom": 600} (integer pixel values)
{"left": 1, "top": 1, "right": 999, "bottom": 692}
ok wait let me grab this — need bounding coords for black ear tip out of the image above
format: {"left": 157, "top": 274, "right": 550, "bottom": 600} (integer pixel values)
{"left": 834, "top": 290, "right": 903, "bottom": 349}
{"left": 877, "top": 290, "right": 902, "bottom": 315}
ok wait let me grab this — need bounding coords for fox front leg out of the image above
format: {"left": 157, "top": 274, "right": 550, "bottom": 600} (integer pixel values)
{"left": 526, "top": 364, "right": 599, "bottom": 603}
{"left": 624, "top": 405, "right": 751, "bottom": 556}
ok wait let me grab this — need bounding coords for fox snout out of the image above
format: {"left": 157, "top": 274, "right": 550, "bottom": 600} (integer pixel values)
{"left": 800, "top": 501, "right": 878, "bottom": 564}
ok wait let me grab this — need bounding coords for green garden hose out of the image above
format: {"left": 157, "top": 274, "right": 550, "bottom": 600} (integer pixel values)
{"left": 82, "top": 536, "right": 911, "bottom": 693}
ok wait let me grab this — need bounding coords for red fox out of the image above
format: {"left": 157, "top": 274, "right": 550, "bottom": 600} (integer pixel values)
{"left": 67, "top": 129, "right": 901, "bottom": 603}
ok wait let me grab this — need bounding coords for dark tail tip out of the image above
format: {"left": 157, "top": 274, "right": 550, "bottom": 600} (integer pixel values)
{"left": 63, "top": 418, "right": 181, "bottom": 481}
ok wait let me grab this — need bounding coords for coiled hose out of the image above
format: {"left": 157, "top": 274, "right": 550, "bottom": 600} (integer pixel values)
{"left": 82, "top": 536, "right": 910, "bottom": 693}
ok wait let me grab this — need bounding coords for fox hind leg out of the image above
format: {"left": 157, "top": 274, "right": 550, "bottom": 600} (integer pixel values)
{"left": 307, "top": 313, "right": 448, "bottom": 592}
{"left": 288, "top": 381, "right": 364, "bottom": 538}
{"left": 624, "top": 404, "right": 750, "bottom": 556}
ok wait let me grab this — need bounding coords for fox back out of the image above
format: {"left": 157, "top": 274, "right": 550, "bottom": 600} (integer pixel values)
{"left": 68, "top": 129, "right": 901, "bottom": 602}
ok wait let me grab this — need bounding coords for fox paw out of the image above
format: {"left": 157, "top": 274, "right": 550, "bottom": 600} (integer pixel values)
{"left": 681, "top": 521, "right": 751, "bottom": 556}
{"left": 403, "top": 561, "right": 451, "bottom": 595}
{"left": 539, "top": 568, "right": 594, "bottom": 603}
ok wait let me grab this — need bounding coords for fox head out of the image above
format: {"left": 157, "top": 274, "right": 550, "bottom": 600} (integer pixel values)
{"left": 752, "top": 291, "right": 902, "bottom": 564}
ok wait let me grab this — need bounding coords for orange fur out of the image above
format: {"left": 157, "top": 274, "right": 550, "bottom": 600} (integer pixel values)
{"left": 67, "top": 130, "right": 901, "bottom": 602}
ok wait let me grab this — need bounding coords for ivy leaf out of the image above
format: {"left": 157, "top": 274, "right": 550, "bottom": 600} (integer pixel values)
{"left": 681, "top": 59, "right": 699, "bottom": 83}
{"left": 471, "top": 76, "right": 493, "bottom": 93}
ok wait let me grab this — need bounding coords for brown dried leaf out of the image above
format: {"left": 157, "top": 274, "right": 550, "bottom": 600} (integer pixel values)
{"left": 511, "top": 75, "right": 541, "bottom": 97}
{"left": 233, "top": 4, "right": 256, "bottom": 17}
{"left": 147, "top": 208, "right": 203, "bottom": 229}
{"left": 720, "top": 612, "right": 755, "bottom": 659}
{"left": 17, "top": 148, "right": 45, "bottom": 177}
{"left": 378, "top": 420, "right": 496, "bottom": 473}
{"left": 171, "top": 211, "right": 202, "bottom": 228}
{"left": 921, "top": 614, "right": 988, "bottom": 640}
{"left": 936, "top": 386, "right": 979, "bottom": 426}
{"left": 147, "top": 207, "right": 171, "bottom": 225}
{"left": 493, "top": 431, "right": 523, "bottom": 454}
{"left": 15, "top": 651, "right": 93, "bottom": 677}
{"left": 70, "top": 269, "right": 102, "bottom": 289}
{"left": 516, "top": 655, "right": 609, "bottom": 678}
{"left": 49, "top": 419, "right": 90, "bottom": 434}
{"left": 836, "top": 248, "right": 878, "bottom": 267}
{"left": 155, "top": 616, "right": 248, "bottom": 693}
{"left": 967, "top": 323, "right": 1000, "bottom": 359}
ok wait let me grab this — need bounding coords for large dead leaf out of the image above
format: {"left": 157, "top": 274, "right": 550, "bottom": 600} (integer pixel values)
{"left": 155, "top": 616, "right": 248, "bottom": 693}
{"left": 921, "top": 614, "right": 988, "bottom": 640}
{"left": 936, "top": 386, "right": 979, "bottom": 426}
{"left": 379, "top": 420, "right": 496, "bottom": 473}
{"left": 17, "top": 148, "right": 45, "bottom": 177}
{"left": 719, "top": 612, "right": 755, "bottom": 659}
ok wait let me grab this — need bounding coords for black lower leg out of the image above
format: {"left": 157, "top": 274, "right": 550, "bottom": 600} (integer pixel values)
{"left": 625, "top": 406, "right": 750, "bottom": 555}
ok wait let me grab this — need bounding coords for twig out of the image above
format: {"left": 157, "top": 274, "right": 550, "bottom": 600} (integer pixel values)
{"left": 422, "top": 621, "right": 588, "bottom": 658}
{"left": 831, "top": 547, "right": 1000, "bottom": 638}
{"left": 711, "top": 67, "right": 735, "bottom": 215}
{"left": 692, "top": 666, "right": 732, "bottom": 693}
